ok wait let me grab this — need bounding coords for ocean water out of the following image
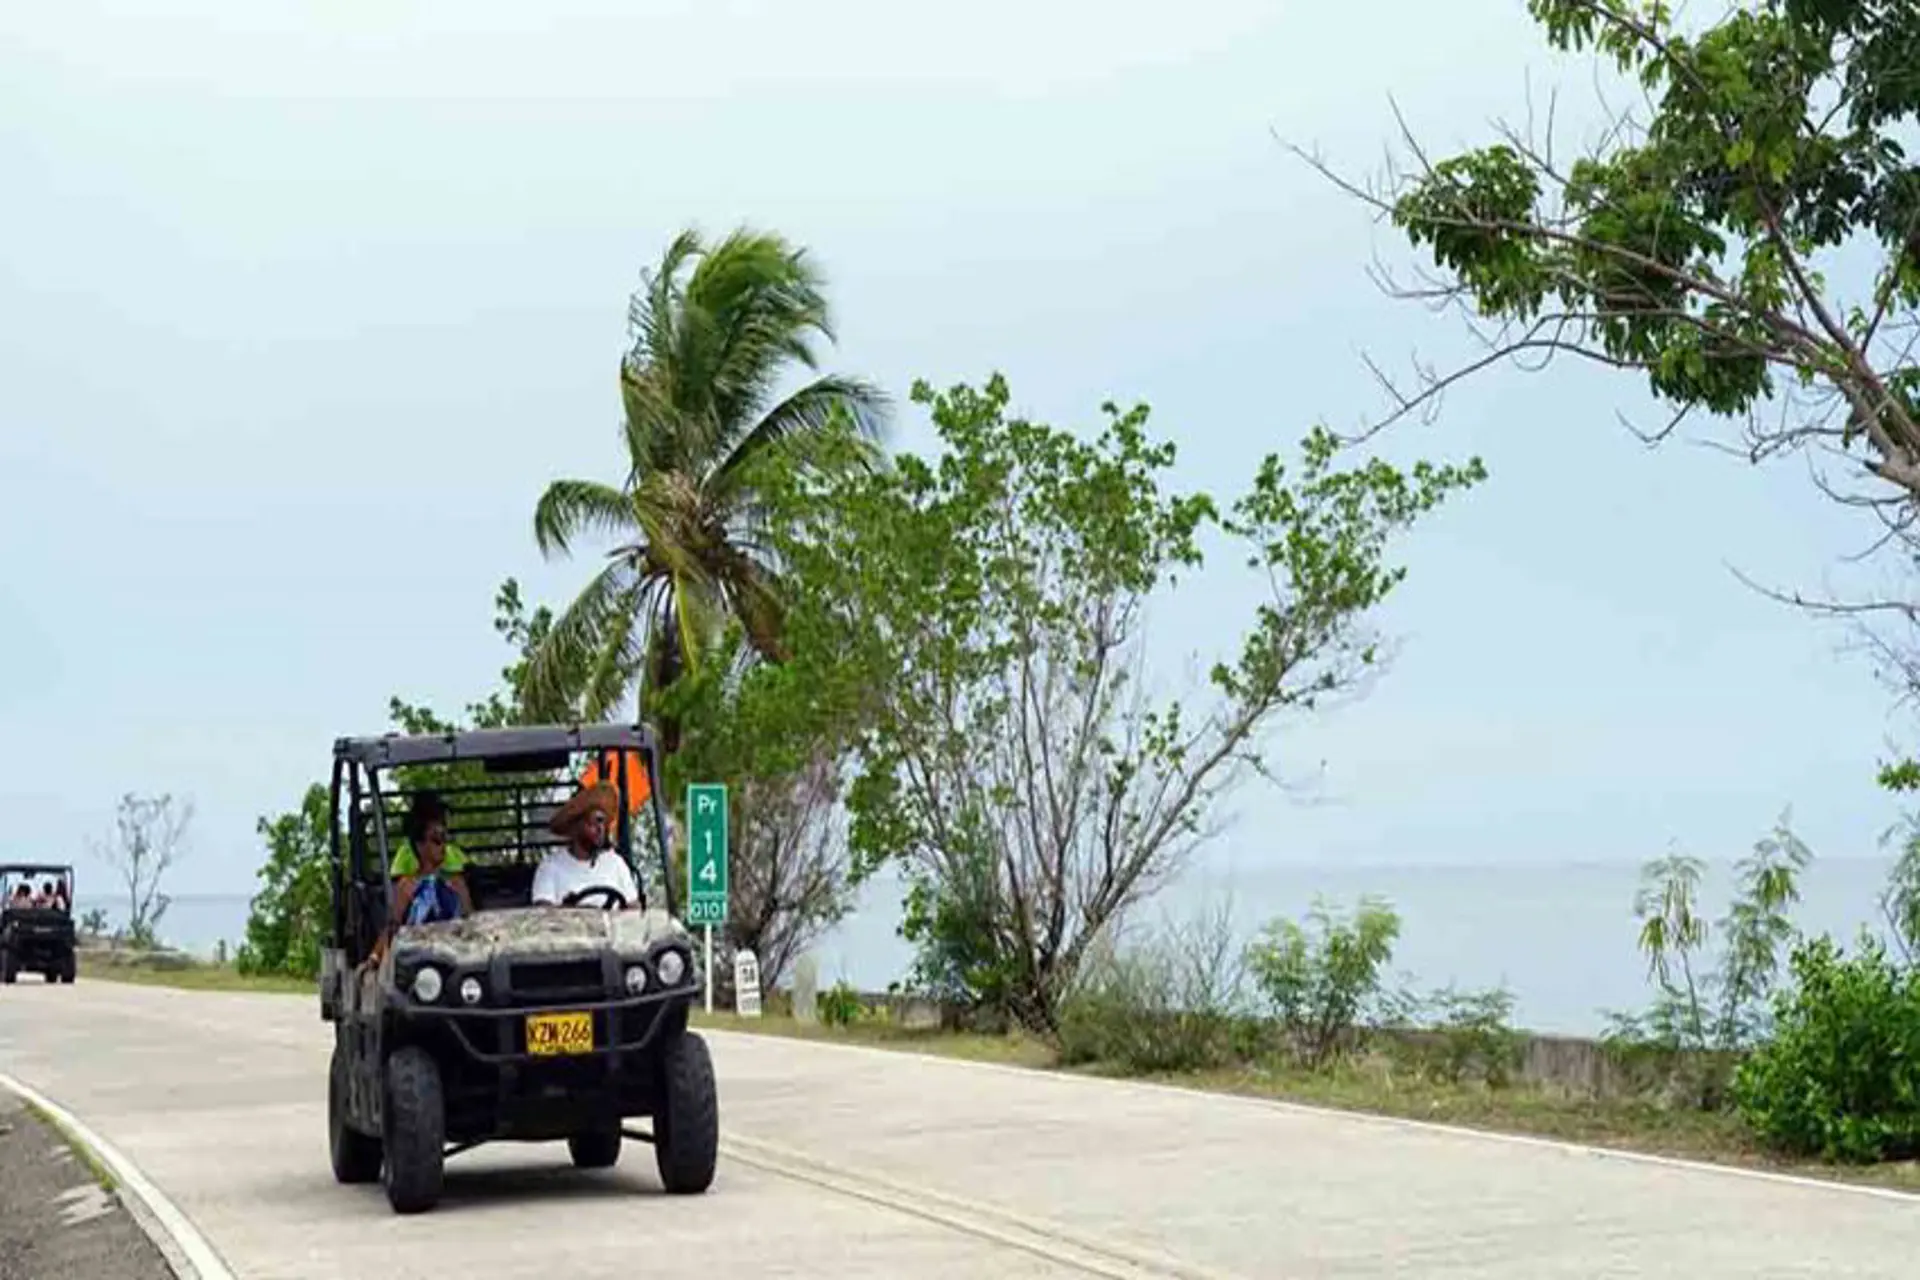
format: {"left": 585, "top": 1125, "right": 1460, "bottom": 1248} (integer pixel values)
{"left": 84, "top": 856, "right": 1906, "bottom": 1037}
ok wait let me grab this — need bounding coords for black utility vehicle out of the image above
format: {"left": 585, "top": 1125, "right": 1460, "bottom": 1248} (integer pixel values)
{"left": 321, "top": 724, "right": 717, "bottom": 1214}
{"left": 0, "top": 864, "right": 77, "bottom": 985}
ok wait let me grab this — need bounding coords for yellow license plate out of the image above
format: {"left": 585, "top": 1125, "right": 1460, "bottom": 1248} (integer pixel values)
{"left": 525, "top": 1011, "right": 594, "bottom": 1057}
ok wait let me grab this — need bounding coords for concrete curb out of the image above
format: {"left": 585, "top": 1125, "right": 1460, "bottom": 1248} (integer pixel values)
{"left": 0, "top": 1073, "right": 236, "bottom": 1280}
{"left": 703, "top": 1028, "right": 1920, "bottom": 1206}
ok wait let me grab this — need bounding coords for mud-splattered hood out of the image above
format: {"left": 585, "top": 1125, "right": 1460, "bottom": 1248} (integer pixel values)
{"left": 389, "top": 906, "right": 689, "bottom": 969}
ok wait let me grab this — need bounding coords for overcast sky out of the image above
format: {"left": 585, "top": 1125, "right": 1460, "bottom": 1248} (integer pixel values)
{"left": 2, "top": 1, "right": 1906, "bottom": 897}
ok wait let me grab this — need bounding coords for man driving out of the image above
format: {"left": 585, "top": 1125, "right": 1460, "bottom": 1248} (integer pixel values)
{"left": 532, "top": 783, "right": 640, "bottom": 909}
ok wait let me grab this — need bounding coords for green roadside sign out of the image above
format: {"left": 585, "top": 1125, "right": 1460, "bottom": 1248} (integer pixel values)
{"left": 685, "top": 783, "right": 728, "bottom": 926}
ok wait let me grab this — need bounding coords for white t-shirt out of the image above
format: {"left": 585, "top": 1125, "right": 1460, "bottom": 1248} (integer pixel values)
{"left": 531, "top": 848, "right": 641, "bottom": 908}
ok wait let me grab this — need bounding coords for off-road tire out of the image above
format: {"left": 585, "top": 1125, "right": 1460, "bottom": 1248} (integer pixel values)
{"left": 329, "top": 1047, "right": 383, "bottom": 1185}
{"left": 653, "top": 1029, "right": 718, "bottom": 1194}
{"left": 57, "top": 954, "right": 75, "bottom": 985}
{"left": 1, "top": 950, "right": 15, "bottom": 985}
{"left": 567, "top": 1126, "right": 622, "bottom": 1170}
{"left": 41, "top": 970, "right": 55, "bottom": 983}
{"left": 381, "top": 1047, "right": 445, "bottom": 1213}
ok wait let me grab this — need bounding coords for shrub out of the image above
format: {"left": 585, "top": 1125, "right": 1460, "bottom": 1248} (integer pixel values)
{"left": 1401, "top": 985, "right": 1524, "bottom": 1087}
{"left": 1245, "top": 895, "right": 1400, "bottom": 1067}
{"left": 1731, "top": 932, "right": 1920, "bottom": 1163}
{"left": 1056, "top": 902, "right": 1252, "bottom": 1074}
{"left": 818, "top": 980, "right": 865, "bottom": 1029}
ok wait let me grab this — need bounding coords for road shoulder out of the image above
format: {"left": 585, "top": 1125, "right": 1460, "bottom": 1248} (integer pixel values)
{"left": 0, "top": 1092, "right": 174, "bottom": 1280}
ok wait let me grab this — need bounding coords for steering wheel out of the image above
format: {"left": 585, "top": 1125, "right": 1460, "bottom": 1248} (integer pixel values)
{"left": 560, "top": 885, "right": 629, "bottom": 911}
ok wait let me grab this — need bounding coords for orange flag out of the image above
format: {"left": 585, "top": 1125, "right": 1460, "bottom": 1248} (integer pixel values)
{"left": 579, "top": 750, "right": 652, "bottom": 812}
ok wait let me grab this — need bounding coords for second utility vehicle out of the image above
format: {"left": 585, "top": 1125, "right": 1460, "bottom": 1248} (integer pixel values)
{"left": 0, "top": 864, "right": 76, "bottom": 985}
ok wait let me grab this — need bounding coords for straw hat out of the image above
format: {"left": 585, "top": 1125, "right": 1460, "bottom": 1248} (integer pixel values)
{"left": 547, "top": 783, "right": 619, "bottom": 836}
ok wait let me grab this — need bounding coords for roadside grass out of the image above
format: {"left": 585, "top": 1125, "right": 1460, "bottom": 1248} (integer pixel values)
{"left": 78, "top": 954, "right": 313, "bottom": 996}
{"left": 22, "top": 1100, "right": 118, "bottom": 1193}
{"left": 78, "top": 962, "right": 1920, "bottom": 1195}
{"left": 693, "top": 1009, "right": 1056, "bottom": 1068}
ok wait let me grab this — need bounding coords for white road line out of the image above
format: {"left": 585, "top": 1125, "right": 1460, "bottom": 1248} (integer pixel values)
{"left": 723, "top": 1132, "right": 1243, "bottom": 1279}
{"left": 704, "top": 1029, "right": 1920, "bottom": 1206}
{"left": 0, "top": 1072, "right": 237, "bottom": 1280}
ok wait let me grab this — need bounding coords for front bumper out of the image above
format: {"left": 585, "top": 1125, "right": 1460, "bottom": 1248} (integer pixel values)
{"left": 383, "top": 976, "right": 696, "bottom": 1065}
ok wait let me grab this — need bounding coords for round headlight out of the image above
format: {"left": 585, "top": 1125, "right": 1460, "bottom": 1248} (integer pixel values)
{"left": 459, "top": 976, "right": 483, "bottom": 1006}
{"left": 411, "top": 966, "right": 444, "bottom": 1003}
{"left": 655, "top": 949, "right": 686, "bottom": 987}
{"left": 623, "top": 964, "right": 649, "bottom": 995}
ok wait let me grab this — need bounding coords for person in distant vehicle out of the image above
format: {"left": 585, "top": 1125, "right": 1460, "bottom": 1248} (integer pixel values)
{"left": 532, "top": 784, "right": 640, "bottom": 909}
{"left": 32, "top": 882, "right": 54, "bottom": 909}
{"left": 8, "top": 884, "right": 30, "bottom": 908}
{"left": 47, "top": 880, "right": 69, "bottom": 912}
{"left": 388, "top": 791, "right": 472, "bottom": 928}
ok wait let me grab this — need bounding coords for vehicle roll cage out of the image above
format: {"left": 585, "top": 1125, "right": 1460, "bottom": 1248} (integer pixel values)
{"left": 0, "top": 864, "right": 73, "bottom": 904}
{"left": 327, "top": 725, "right": 675, "bottom": 959}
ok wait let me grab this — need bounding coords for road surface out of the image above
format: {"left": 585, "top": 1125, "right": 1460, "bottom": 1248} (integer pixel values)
{"left": 0, "top": 981, "right": 1913, "bottom": 1278}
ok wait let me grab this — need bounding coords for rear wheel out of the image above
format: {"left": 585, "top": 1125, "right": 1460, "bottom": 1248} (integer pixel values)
{"left": 381, "top": 1047, "right": 445, "bottom": 1214}
{"left": 329, "top": 1047, "right": 382, "bottom": 1185}
{"left": 653, "top": 1029, "right": 718, "bottom": 1194}
{"left": 1, "top": 950, "right": 15, "bottom": 985}
{"left": 567, "top": 1126, "right": 622, "bottom": 1170}
{"left": 57, "top": 954, "right": 75, "bottom": 985}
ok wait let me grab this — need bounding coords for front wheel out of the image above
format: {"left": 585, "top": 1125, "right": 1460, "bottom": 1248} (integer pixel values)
{"left": 330, "top": 1047, "right": 382, "bottom": 1185}
{"left": 653, "top": 1030, "right": 718, "bottom": 1194}
{"left": 382, "top": 1047, "right": 445, "bottom": 1213}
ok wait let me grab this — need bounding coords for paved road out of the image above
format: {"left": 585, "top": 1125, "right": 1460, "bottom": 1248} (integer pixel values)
{"left": 0, "top": 982, "right": 1914, "bottom": 1278}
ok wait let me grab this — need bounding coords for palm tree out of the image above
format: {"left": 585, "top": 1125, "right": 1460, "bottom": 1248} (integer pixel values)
{"left": 523, "top": 226, "right": 888, "bottom": 747}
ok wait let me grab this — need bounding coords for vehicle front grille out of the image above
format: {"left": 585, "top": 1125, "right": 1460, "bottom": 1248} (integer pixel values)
{"left": 509, "top": 959, "right": 604, "bottom": 999}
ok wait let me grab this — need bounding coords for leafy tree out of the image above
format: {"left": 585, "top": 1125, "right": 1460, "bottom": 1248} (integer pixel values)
{"left": 648, "top": 624, "right": 861, "bottom": 991}
{"left": 1309, "top": 0, "right": 1920, "bottom": 773}
{"left": 760, "top": 375, "right": 1482, "bottom": 1031}
{"left": 524, "top": 227, "right": 890, "bottom": 747}
{"left": 235, "top": 785, "right": 334, "bottom": 979}
{"left": 1601, "top": 810, "right": 1813, "bottom": 1108}
{"left": 94, "top": 793, "right": 191, "bottom": 948}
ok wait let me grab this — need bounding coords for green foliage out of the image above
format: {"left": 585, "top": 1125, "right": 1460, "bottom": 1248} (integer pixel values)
{"left": 818, "top": 980, "right": 865, "bottom": 1028}
{"left": 1407, "top": 986, "right": 1526, "bottom": 1088}
{"left": 1245, "top": 896, "right": 1402, "bottom": 1067}
{"left": 1732, "top": 931, "right": 1920, "bottom": 1163}
{"left": 1056, "top": 903, "right": 1255, "bottom": 1074}
{"left": 895, "top": 846, "right": 1023, "bottom": 1014}
{"left": 760, "top": 373, "right": 1481, "bottom": 1030}
{"left": 78, "top": 907, "right": 108, "bottom": 936}
{"left": 1385, "top": 1, "right": 1920, "bottom": 449}
{"left": 1598, "top": 811, "right": 1812, "bottom": 1110}
{"left": 1606, "top": 809, "right": 1812, "bottom": 1062}
{"left": 234, "top": 785, "right": 334, "bottom": 979}
{"left": 1359, "top": 2, "right": 1920, "bottom": 781}
{"left": 1882, "top": 820, "right": 1920, "bottom": 964}
{"left": 646, "top": 623, "right": 858, "bottom": 988}
{"left": 524, "top": 225, "right": 889, "bottom": 728}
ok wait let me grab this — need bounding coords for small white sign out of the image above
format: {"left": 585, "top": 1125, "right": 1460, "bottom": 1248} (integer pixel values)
{"left": 733, "top": 949, "right": 762, "bottom": 1018}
